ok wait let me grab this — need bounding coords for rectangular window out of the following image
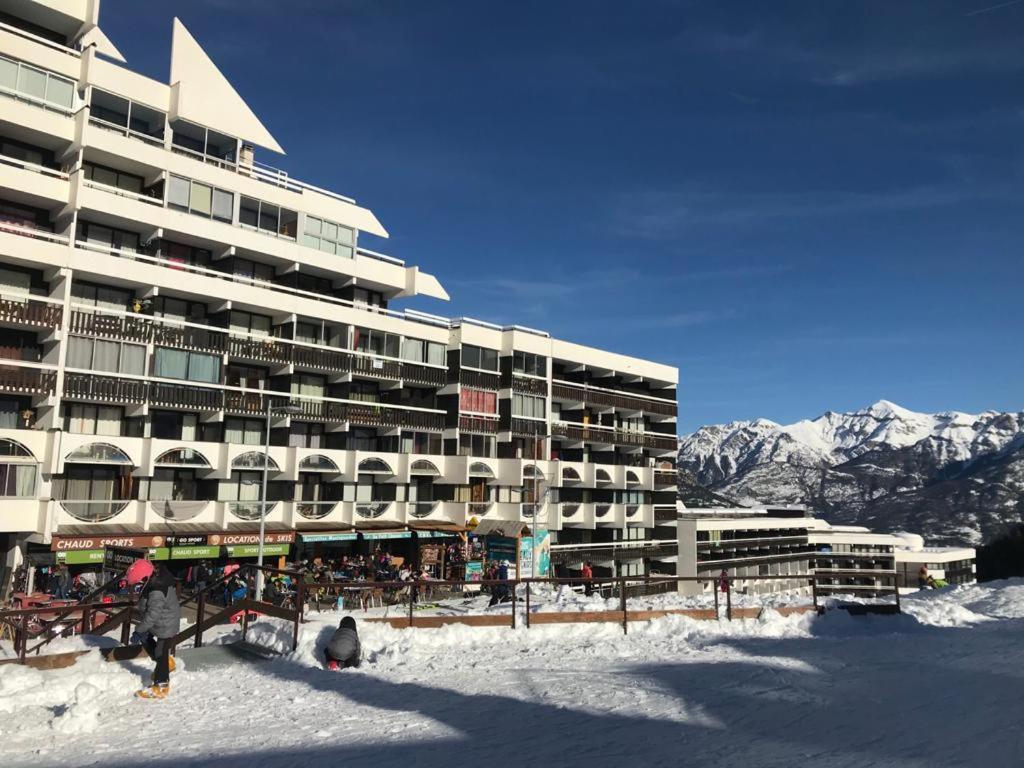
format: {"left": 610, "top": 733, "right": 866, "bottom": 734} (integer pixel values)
{"left": 229, "top": 310, "right": 272, "bottom": 337}
{"left": 302, "top": 215, "right": 354, "bottom": 257}
{"left": 513, "top": 351, "right": 547, "bottom": 377}
{"left": 152, "top": 347, "right": 219, "bottom": 384}
{"left": 66, "top": 404, "right": 123, "bottom": 436}
{"left": 169, "top": 175, "right": 232, "bottom": 221}
{"left": 225, "top": 418, "right": 264, "bottom": 446}
{"left": 402, "top": 338, "right": 424, "bottom": 363}
{"left": 513, "top": 393, "right": 546, "bottom": 419}
{"left": 240, "top": 197, "right": 296, "bottom": 239}
{"left": 427, "top": 342, "right": 445, "bottom": 366}
{"left": 65, "top": 336, "right": 145, "bottom": 375}
{"left": 462, "top": 345, "right": 498, "bottom": 372}
{"left": 291, "top": 373, "right": 325, "bottom": 398}
{"left": 461, "top": 387, "right": 497, "bottom": 414}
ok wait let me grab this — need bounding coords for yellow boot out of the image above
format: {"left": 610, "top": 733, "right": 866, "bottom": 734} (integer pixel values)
{"left": 136, "top": 683, "right": 170, "bottom": 699}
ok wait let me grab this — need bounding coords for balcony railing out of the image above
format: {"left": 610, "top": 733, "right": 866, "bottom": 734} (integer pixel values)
{"left": 511, "top": 375, "right": 547, "bottom": 396}
{"left": 0, "top": 365, "right": 57, "bottom": 395}
{"left": 355, "top": 501, "right": 391, "bottom": 519}
{"left": 0, "top": 295, "right": 62, "bottom": 329}
{"left": 296, "top": 500, "right": 340, "bottom": 519}
{"left": 0, "top": 220, "right": 69, "bottom": 245}
{"left": 511, "top": 417, "right": 548, "bottom": 437}
{"left": 551, "top": 421, "right": 678, "bottom": 452}
{"left": 69, "top": 309, "right": 151, "bottom": 343}
{"left": 70, "top": 309, "right": 229, "bottom": 353}
{"left": 88, "top": 116, "right": 165, "bottom": 147}
{"left": 468, "top": 502, "right": 492, "bottom": 518}
{"left": 149, "top": 500, "right": 209, "bottom": 522}
{"left": 61, "top": 372, "right": 446, "bottom": 429}
{"left": 400, "top": 361, "right": 446, "bottom": 387}
{"left": 654, "top": 469, "right": 678, "bottom": 488}
{"left": 551, "top": 381, "right": 677, "bottom": 417}
{"left": 459, "top": 369, "right": 500, "bottom": 390}
{"left": 654, "top": 504, "right": 677, "bottom": 523}
{"left": 459, "top": 414, "right": 499, "bottom": 434}
{"left": 227, "top": 500, "right": 279, "bottom": 521}
{"left": 594, "top": 503, "right": 612, "bottom": 518}
{"left": 408, "top": 501, "right": 440, "bottom": 519}
{"left": 60, "top": 499, "right": 130, "bottom": 523}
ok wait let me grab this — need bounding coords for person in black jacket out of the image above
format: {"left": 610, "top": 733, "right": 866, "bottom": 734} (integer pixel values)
{"left": 325, "top": 616, "right": 361, "bottom": 670}
{"left": 126, "top": 559, "right": 182, "bottom": 699}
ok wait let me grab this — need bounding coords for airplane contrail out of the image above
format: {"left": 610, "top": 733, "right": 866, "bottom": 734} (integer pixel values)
{"left": 965, "top": 0, "right": 1024, "bottom": 17}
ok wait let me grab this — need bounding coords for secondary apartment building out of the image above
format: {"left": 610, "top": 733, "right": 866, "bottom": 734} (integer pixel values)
{"left": 0, "top": 1, "right": 678, "bottom": 584}
{"left": 662, "top": 506, "right": 977, "bottom": 598}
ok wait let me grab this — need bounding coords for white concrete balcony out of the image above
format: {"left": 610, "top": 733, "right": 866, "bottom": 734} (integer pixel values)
{"left": 467, "top": 501, "right": 493, "bottom": 524}
{"left": 405, "top": 500, "right": 460, "bottom": 525}
{"left": 53, "top": 499, "right": 146, "bottom": 533}
{"left": 0, "top": 498, "right": 47, "bottom": 533}
{"left": 353, "top": 500, "right": 402, "bottom": 525}
{"left": 0, "top": 86, "right": 76, "bottom": 143}
{"left": 288, "top": 500, "right": 353, "bottom": 530}
{"left": 0, "top": 225, "right": 71, "bottom": 272}
{"left": 491, "top": 502, "right": 522, "bottom": 523}
{"left": 594, "top": 502, "right": 624, "bottom": 527}
{"left": 555, "top": 460, "right": 586, "bottom": 488}
{"left": 225, "top": 443, "right": 292, "bottom": 482}
{"left": 144, "top": 499, "right": 220, "bottom": 530}
{"left": 0, "top": 154, "right": 70, "bottom": 206}
{"left": 625, "top": 503, "right": 654, "bottom": 528}
{"left": 221, "top": 499, "right": 286, "bottom": 530}
{"left": 559, "top": 502, "right": 596, "bottom": 530}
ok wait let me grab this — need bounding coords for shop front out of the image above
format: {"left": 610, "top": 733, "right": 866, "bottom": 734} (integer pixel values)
{"left": 48, "top": 531, "right": 296, "bottom": 579}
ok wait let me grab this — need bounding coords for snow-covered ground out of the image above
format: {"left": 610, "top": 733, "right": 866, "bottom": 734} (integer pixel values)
{"left": 2, "top": 580, "right": 1023, "bottom": 767}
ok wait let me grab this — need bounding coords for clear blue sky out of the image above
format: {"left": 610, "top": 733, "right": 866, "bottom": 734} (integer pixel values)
{"left": 103, "top": 0, "right": 1024, "bottom": 433}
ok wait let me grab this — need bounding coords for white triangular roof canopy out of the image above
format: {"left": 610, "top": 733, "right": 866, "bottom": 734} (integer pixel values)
{"left": 79, "top": 27, "right": 126, "bottom": 64}
{"left": 169, "top": 18, "right": 284, "bottom": 154}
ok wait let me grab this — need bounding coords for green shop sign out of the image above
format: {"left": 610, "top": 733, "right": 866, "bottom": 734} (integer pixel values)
{"left": 226, "top": 543, "right": 291, "bottom": 558}
{"left": 170, "top": 545, "right": 221, "bottom": 560}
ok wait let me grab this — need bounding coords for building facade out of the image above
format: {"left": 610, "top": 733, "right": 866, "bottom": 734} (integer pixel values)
{"left": 0, "top": 2, "right": 678, "bottom": 586}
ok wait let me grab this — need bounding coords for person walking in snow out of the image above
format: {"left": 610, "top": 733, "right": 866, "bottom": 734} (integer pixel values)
{"left": 126, "top": 559, "right": 182, "bottom": 699}
{"left": 581, "top": 561, "right": 594, "bottom": 597}
{"left": 325, "top": 615, "right": 361, "bottom": 670}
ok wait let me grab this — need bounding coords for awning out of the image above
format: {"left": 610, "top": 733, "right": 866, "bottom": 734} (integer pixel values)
{"left": 472, "top": 519, "right": 529, "bottom": 537}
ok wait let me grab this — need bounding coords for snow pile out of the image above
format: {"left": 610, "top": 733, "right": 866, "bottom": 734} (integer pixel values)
{"left": 0, "top": 652, "right": 139, "bottom": 739}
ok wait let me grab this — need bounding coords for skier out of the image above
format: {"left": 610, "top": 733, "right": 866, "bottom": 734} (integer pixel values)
{"left": 325, "top": 615, "right": 361, "bottom": 670}
{"left": 126, "top": 559, "right": 182, "bottom": 699}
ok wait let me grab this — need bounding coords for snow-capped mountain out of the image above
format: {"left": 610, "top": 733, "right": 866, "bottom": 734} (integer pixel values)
{"left": 678, "top": 400, "right": 1024, "bottom": 546}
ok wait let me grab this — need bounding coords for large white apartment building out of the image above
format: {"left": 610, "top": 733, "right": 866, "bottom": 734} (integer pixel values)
{"left": 0, "top": 1, "right": 678, "bottom": 583}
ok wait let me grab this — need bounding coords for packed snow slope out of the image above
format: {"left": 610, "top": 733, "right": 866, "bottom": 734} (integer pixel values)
{"left": 678, "top": 399, "right": 1024, "bottom": 545}
{"left": 2, "top": 581, "right": 1024, "bottom": 768}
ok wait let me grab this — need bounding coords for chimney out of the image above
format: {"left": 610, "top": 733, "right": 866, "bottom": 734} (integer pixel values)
{"left": 239, "top": 143, "right": 254, "bottom": 176}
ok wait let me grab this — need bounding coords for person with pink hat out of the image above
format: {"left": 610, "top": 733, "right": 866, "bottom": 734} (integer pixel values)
{"left": 126, "top": 558, "right": 181, "bottom": 699}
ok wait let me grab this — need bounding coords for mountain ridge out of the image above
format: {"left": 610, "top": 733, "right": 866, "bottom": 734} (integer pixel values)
{"left": 678, "top": 400, "right": 1024, "bottom": 546}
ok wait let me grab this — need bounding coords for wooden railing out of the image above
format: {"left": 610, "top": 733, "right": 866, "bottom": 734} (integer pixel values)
{"left": 60, "top": 373, "right": 447, "bottom": 429}
{"left": 0, "top": 297, "right": 62, "bottom": 328}
{"left": 511, "top": 375, "right": 547, "bottom": 396}
{"left": 0, "top": 366, "right": 56, "bottom": 395}
{"left": 511, "top": 417, "right": 547, "bottom": 437}
{"left": 460, "top": 414, "right": 499, "bottom": 433}
{"left": 70, "top": 310, "right": 228, "bottom": 353}
{"left": 551, "top": 422, "right": 677, "bottom": 452}
{"left": 551, "top": 381, "right": 677, "bottom": 416}
{"left": 459, "top": 369, "right": 500, "bottom": 390}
